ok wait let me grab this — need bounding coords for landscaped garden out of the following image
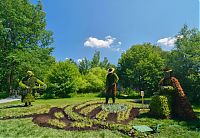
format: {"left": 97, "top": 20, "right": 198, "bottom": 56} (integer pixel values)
{"left": 0, "top": 94, "right": 200, "bottom": 138}
{"left": 1, "top": 1, "right": 200, "bottom": 138}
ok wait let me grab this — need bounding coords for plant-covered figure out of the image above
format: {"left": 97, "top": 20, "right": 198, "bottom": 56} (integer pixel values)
{"left": 105, "top": 68, "right": 119, "bottom": 104}
{"left": 150, "top": 67, "right": 196, "bottom": 120}
{"left": 19, "top": 71, "right": 46, "bottom": 106}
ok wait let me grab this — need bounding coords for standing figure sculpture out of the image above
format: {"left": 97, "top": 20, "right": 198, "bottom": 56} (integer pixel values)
{"left": 19, "top": 71, "right": 46, "bottom": 106}
{"left": 150, "top": 67, "right": 196, "bottom": 120}
{"left": 105, "top": 68, "right": 119, "bottom": 104}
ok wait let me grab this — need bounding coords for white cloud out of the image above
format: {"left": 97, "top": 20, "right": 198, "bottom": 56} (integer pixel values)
{"left": 157, "top": 37, "right": 177, "bottom": 47}
{"left": 156, "top": 35, "right": 184, "bottom": 51}
{"left": 65, "top": 58, "right": 69, "bottom": 60}
{"left": 84, "top": 35, "right": 124, "bottom": 52}
{"left": 84, "top": 36, "right": 116, "bottom": 48}
{"left": 77, "top": 58, "right": 83, "bottom": 63}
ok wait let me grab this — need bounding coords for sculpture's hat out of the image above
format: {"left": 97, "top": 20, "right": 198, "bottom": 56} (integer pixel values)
{"left": 108, "top": 68, "right": 115, "bottom": 73}
{"left": 163, "top": 67, "right": 172, "bottom": 72}
{"left": 27, "top": 71, "right": 34, "bottom": 76}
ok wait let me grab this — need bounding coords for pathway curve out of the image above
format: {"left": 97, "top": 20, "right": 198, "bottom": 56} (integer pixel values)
{"left": 0, "top": 96, "right": 21, "bottom": 104}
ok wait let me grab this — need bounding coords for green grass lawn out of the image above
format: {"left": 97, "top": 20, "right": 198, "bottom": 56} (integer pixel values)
{"left": 0, "top": 94, "right": 200, "bottom": 138}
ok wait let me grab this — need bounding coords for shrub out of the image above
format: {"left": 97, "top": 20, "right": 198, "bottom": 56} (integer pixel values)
{"left": 117, "top": 88, "right": 140, "bottom": 99}
{"left": 45, "top": 61, "right": 81, "bottom": 98}
{"left": 149, "top": 95, "right": 172, "bottom": 118}
{"left": 79, "top": 67, "right": 107, "bottom": 93}
{"left": 0, "top": 92, "right": 9, "bottom": 99}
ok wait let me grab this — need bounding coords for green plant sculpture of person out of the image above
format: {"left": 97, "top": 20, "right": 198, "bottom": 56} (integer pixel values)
{"left": 150, "top": 67, "right": 196, "bottom": 120}
{"left": 19, "top": 71, "right": 47, "bottom": 106}
{"left": 105, "top": 68, "right": 119, "bottom": 104}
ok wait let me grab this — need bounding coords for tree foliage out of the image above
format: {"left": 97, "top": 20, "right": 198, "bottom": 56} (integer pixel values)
{"left": 0, "top": 0, "right": 53, "bottom": 94}
{"left": 118, "top": 43, "right": 165, "bottom": 96}
{"left": 166, "top": 25, "right": 200, "bottom": 103}
{"left": 45, "top": 60, "right": 81, "bottom": 97}
{"left": 78, "top": 57, "right": 91, "bottom": 75}
{"left": 78, "top": 51, "right": 114, "bottom": 75}
{"left": 83, "top": 67, "right": 107, "bottom": 92}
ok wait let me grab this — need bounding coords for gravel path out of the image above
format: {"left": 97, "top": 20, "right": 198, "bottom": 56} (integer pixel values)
{"left": 0, "top": 96, "right": 21, "bottom": 104}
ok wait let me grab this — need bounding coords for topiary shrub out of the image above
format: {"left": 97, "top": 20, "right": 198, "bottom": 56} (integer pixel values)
{"left": 149, "top": 95, "right": 172, "bottom": 118}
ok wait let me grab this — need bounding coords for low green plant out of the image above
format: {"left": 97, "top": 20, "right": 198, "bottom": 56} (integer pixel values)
{"left": 101, "top": 104, "right": 128, "bottom": 113}
{"left": 80, "top": 104, "right": 101, "bottom": 116}
{"left": 149, "top": 95, "right": 171, "bottom": 118}
{"left": 71, "top": 121, "right": 93, "bottom": 128}
{"left": 54, "top": 112, "right": 64, "bottom": 119}
{"left": 117, "top": 106, "right": 132, "bottom": 122}
{"left": 48, "top": 119, "right": 66, "bottom": 128}
{"left": 95, "top": 110, "right": 109, "bottom": 121}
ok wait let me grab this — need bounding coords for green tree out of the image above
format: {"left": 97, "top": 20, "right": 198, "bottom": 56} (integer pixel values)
{"left": 91, "top": 51, "right": 100, "bottom": 68}
{"left": 45, "top": 61, "right": 81, "bottom": 98}
{"left": 0, "top": 0, "right": 53, "bottom": 94}
{"left": 78, "top": 57, "right": 91, "bottom": 75}
{"left": 83, "top": 67, "right": 107, "bottom": 93}
{"left": 11, "top": 48, "right": 55, "bottom": 80}
{"left": 100, "top": 57, "right": 110, "bottom": 69}
{"left": 166, "top": 25, "right": 200, "bottom": 103}
{"left": 118, "top": 43, "right": 165, "bottom": 96}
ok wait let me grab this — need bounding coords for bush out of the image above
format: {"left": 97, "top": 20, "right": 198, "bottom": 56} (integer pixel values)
{"left": 149, "top": 95, "right": 172, "bottom": 118}
{"left": 117, "top": 88, "right": 140, "bottom": 99}
{"left": 0, "top": 92, "right": 9, "bottom": 99}
{"left": 79, "top": 67, "right": 107, "bottom": 93}
{"left": 45, "top": 60, "right": 81, "bottom": 98}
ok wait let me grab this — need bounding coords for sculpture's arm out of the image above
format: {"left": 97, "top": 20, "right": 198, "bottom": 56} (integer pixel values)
{"left": 36, "top": 79, "right": 47, "bottom": 89}
{"left": 19, "top": 81, "right": 29, "bottom": 89}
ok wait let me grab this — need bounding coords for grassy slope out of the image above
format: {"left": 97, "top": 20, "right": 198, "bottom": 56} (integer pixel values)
{"left": 0, "top": 94, "right": 200, "bottom": 138}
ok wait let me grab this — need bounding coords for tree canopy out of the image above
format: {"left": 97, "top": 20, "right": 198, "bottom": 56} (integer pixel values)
{"left": 166, "top": 25, "right": 200, "bottom": 103}
{"left": 118, "top": 43, "right": 165, "bottom": 96}
{"left": 0, "top": 0, "right": 54, "bottom": 94}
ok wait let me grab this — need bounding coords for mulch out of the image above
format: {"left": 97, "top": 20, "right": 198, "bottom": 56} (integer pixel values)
{"left": 89, "top": 106, "right": 102, "bottom": 118}
{"left": 107, "top": 113, "right": 118, "bottom": 122}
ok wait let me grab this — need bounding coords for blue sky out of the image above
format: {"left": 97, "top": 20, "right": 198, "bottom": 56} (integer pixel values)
{"left": 30, "top": 0, "right": 199, "bottom": 64}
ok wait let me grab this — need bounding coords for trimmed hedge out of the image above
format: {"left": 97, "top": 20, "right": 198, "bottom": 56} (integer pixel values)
{"left": 149, "top": 95, "right": 172, "bottom": 118}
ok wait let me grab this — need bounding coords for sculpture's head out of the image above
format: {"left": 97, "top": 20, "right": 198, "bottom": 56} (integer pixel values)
{"left": 163, "top": 67, "right": 172, "bottom": 78}
{"left": 108, "top": 68, "right": 115, "bottom": 74}
{"left": 27, "top": 71, "right": 34, "bottom": 77}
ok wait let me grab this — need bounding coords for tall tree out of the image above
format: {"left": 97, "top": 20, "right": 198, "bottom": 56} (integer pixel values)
{"left": 91, "top": 51, "right": 100, "bottom": 68}
{"left": 166, "top": 25, "right": 200, "bottom": 103}
{"left": 118, "top": 43, "right": 165, "bottom": 96}
{"left": 0, "top": 0, "right": 53, "bottom": 94}
{"left": 78, "top": 57, "right": 91, "bottom": 75}
{"left": 100, "top": 57, "right": 110, "bottom": 69}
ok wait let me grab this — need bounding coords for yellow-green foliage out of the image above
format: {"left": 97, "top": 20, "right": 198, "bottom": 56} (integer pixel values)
{"left": 54, "top": 112, "right": 64, "bottom": 119}
{"left": 117, "top": 104, "right": 132, "bottom": 122}
{"left": 149, "top": 95, "right": 171, "bottom": 118}
{"left": 48, "top": 119, "right": 66, "bottom": 128}
{"left": 117, "top": 108, "right": 131, "bottom": 122}
{"left": 71, "top": 121, "right": 93, "bottom": 128}
{"left": 96, "top": 110, "right": 109, "bottom": 121}
{"left": 80, "top": 104, "right": 101, "bottom": 116}
{"left": 75, "top": 100, "right": 102, "bottom": 110}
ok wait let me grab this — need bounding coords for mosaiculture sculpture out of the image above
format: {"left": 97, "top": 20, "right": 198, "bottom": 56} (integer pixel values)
{"left": 105, "top": 68, "right": 119, "bottom": 104}
{"left": 149, "top": 67, "right": 196, "bottom": 120}
{"left": 19, "top": 71, "right": 47, "bottom": 106}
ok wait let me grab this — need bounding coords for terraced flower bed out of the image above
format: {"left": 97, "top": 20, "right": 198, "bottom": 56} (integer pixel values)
{"left": 31, "top": 100, "right": 141, "bottom": 137}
